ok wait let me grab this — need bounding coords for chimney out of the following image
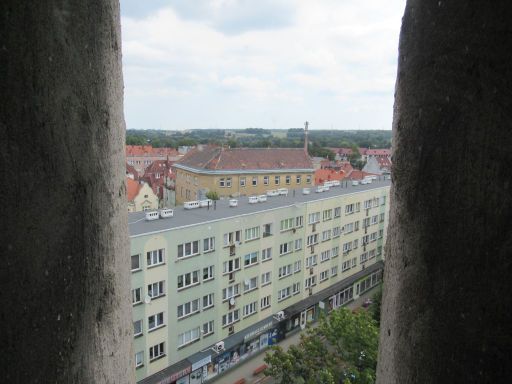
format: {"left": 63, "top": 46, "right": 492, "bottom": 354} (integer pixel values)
{"left": 304, "top": 121, "right": 309, "bottom": 154}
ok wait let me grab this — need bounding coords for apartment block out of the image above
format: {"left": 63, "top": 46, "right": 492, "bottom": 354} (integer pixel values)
{"left": 130, "top": 179, "right": 390, "bottom": 384}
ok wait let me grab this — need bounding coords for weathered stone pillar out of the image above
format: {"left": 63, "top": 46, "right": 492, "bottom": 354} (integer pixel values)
{"left": 0, "top": 1, "right": 133, "bottom": 382}
{"left": 377, "top": 1, "right": 512, "bottom": 383}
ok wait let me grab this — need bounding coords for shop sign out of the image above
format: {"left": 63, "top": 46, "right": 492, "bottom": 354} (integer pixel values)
{"left": 192, "top": 355, "right": 211, "bottom": 371}
{"left": 243, "top": 321, "right": 273, "bottom": 342}
{"left": 157, "top": 366, "right": 192, "bottom": 384}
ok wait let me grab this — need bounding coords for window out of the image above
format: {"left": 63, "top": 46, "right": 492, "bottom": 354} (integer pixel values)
{"left": 285, "top": 175, "right": 291, "bottom": 185}
{"left": 244, "top": 277, "right": 258, "bottom": 292}
{"left": 354, "top": 220, "right": 360, "bottom": 231}
{"left": 334, "top": 207, "right": 341, "bottom": 218}
{"left": 296, "top": 175, "right": 302, "bottom": 184}
{"left": 292, "top": 282, "right": 300, "bottom": 295}
{"left": 364, "top": 199, "right": 372, "bottom": 209}
{"left": 379, "top": 229, "right": 384, "bottom": 238}
{"left": 308, "top": 212, "right": 320, "bottom": 224}
{"left": 279, "top": 241, "right": 293, "bottom": 255}
{"left": 135, "top": 351, "right": 144, "bottom": 368}
{"left": 148, "top": 312, "right": 165, "bottom": 331}
{"left": 203, "top": 237, "right": 215, "bottom": 252}
{"left": 263, "top": 223, "right": 273, "bottom": 237}
{"left": 252, "top": 177, "right": 258, "bottom": 186}
{"left": 203, "top": 293, "right": 214, "bottom": 309}
{"left": 245, "top": 226, "right": 260, "bottom": 241}
{"left": 345, "top": 204, "right": 354, "bottom": 215}
{"left": 323, "top": 209, "right": 332, "bottom": 221}
{"left": 343, "top": 241, "right": 353, "bottom": 253}
{"left": 177, "top": 270, "right": 199, "bottom": 290}
{"left": 203, "top": 265, "right": 214, "bottom": 281}
{"left": 148, "top": 280, "right": 165, "bottom": 299}
{"left": 274, "top": 175, "right": 280, "bottom": 185}
{"left": 226, "top": 177, "right": 232, "bottom": 187}
{"left": 344, "top": 222, "right": 354, "bottom": 234}
{"left": 352, "top": 257, "right": 357, "bottom": 267}
{"left": 277, "top": 287, "right": 291, "bottom": 301}
{"left": 149, "top": 342, "right": 165, "bottom": 361}
{"left": 178, "top": 327, "right": 200, "bottom": 348}
{"left": 132, "top": 288, "right": 142, "bottom": 305}
{"left": 261, "top": 295, "right": 271, "bottom": 309}
{"left": 294, "top": 238, "right": 303, "bottom": 251}
{"left": 278, "top": 264, "right": 292, "bottom": 279}
{"left": 134, "top": 320, "right": 143, "bottom": 337}
{"left": 332, "top": 246, "right": 339, "bottom": 258}
{"left": 371, "top": 215, "right": 379, "bottom": 225}
{"left": 223, "top": 258, "right": 241, "bottom": 274}
{"left": 261, "top": 271, "right": 271, "bottom": 286}
{"left": 305, "top": 276, "right": 317, "bottom": 288}
{"left": 244, "top": 252, "right": 259, "bottom": 267}
{"left": 306, "top": 234, "right": 318, "bottom": 246}
{"left": 147, "top": 249, "right": 164, "bottom": 267}
{"left": 360, "top": 252, "right": 369, "bottom": 264}
{"left": 380, "top": 213, "right": 385, "bottom": 222}
{"left": 370, "top": 232, "right": 378, "bottom": 242}
{"left": 342, "top": 260, "right": 352, "bottom": 272}
{"left": 306, "top": 175, "right": 312, "bottom": 184}
{"left": 203, "top": 320, "right": 214, "bottom": 336}
{"left": 263, "top": 176, "right": 269, "bottom": 185}
{"left": 219, "top": 178, "right": 225, "bottom": 187}
{"left": 280, "top": 217, "right": 294, "bottom": 231}
{"left": 177, "top": 299, "right": 200, "bottom": 319}
{"left": 131, "top": 254, "right": 141, "bottom": 271}
{"left": 332, "top": 226, "right": 341, "bottom": 238}
{"left": 295, "top": 216, "right": 304, "bottom": 227}
{"left": 222, "top": 284, "right": 240, "bottom": 301}
{"left": 262, "top": 247, "right": 272, "bottom": 261}
{"left": 377, "top": 246, "right": 383, "bottom": 256}
{"left": 320, "top": 250, "right": 331, "bottom": 262}
{"left": 353, "top": 239, "right": 359, "bottom": 249}
{"left": 380, "top": 196, "right": 386, "bottom": 206}
{"left": 222, "top": 309, "right": 240, "bottom": 326}
{"left": 223, "top": 230, "right": 241, "bottom": 246}
{"left": 355, "top": 202, "right": 361, "bottom": 212}
{"left": 305, "top": 254, "right": 317, "bottom": 267}
{"left": 372, "top": 197, "right": 379, "bottom": 207}
{"left": 294, "top": 260, "right": 301, "bottom": 273}
{"left": 240, "top": 177, "right": 246, "bottom": 187}
{"left": 322, "top": 229, "right": 331, "bottom": 241}
{"left": 177, "top": 240, "right": 200, "bottom": 259}
{"left": 331, "top": 266, "right": 338, "bottom": 276}
{"left": 320, "top": 270, "right": 329, "bottom": 281}
{"left": 243, "top": 301, "right": 258, "bottom": 317}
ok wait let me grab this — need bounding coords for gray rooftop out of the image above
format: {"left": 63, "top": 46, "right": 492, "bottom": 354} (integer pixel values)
{"left": 128, "top": 178, "right": 391, "bottom": 237}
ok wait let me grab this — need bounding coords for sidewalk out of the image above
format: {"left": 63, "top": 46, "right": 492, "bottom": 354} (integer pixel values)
{"left": 213, "top": 286, "right": 380, "bottom": 384}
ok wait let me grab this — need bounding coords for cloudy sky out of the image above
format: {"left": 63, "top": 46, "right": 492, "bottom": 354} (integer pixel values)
{"left": 121, "top": 0, "right": 406, "bottom": 131}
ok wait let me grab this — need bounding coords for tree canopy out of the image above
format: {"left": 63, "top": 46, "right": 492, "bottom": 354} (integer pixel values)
{"left": 264, "top": 308, "right": 379, "bottom": 384}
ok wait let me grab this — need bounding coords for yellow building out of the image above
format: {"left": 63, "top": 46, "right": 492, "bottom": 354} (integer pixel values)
{"left": 127, "top": 177, "right": 159, "bottom": 212}
{"left": 173, "top": 147, "right": 315, "bottom": 204}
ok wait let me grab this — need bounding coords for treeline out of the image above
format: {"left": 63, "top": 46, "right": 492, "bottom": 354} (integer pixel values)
{"left": 126, "top": 128, "right": 392, "bottom": 152}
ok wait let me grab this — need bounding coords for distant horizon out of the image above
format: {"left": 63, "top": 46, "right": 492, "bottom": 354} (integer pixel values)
{"left": 125, "top": 127, "right": 393, "bottom": 132}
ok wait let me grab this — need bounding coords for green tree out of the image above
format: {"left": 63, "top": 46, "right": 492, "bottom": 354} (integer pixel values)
{"left": 205, "top": 191, "right": 219, "bottom": 200}
{"left": 265, "top": 308, "right": 379, "bottom": 384}
{"left": 369, "top": 284, "right": 383, "bottom": 326}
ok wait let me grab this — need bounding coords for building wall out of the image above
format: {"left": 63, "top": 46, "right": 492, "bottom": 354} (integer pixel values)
{"left": 174, "top": 169, "right": 315, "bottom": 204}
{"left": 129, "top": 183, "right": 159, "bottom": 212}
{"left": 130, "top": 185, "right": 389, "bottom": 382}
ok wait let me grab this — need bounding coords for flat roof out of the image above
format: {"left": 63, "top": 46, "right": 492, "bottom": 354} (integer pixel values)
{"left": 128, "top": 178, "right": 391, "bottom": 238}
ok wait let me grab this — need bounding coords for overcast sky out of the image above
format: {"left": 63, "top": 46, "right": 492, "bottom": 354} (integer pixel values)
{"left": 121, "top": 0, "right": 406, "bottom": 131}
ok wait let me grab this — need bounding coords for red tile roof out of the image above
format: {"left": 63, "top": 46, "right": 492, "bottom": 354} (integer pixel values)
{"left": 126, "top": 177, "right": 141, "bottom": 202}
{"left": 177, "top": 146, "right": 313, "bottom": 171}
{"left": 126, "top": 145, "right": 179, "bottom": 157}
{"left": 346, "top": 170, "right": 379, "bottom": 180}
{"left": 366, "top": 149, "right": 391, "bottom": 156}
{"left": 126, "top": 163, "right": 139, "bottom": 179}
{"left": 314, "top": 169, "right": 346, "bottom": 184}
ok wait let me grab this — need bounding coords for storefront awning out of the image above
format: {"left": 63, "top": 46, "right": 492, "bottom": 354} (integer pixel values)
{"left": 283, "top": 260, "right": 384, "bottom": 318}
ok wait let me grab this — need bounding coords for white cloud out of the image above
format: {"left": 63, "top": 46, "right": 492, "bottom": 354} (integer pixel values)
{"left": 120, "top": 0, "right": 406, "bottom": 130}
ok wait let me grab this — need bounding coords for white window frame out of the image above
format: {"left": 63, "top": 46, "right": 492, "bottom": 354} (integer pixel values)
{"left": 261, "top": 271, "right": 272, "bottom": 286}
{"left": 279, "top": 241, "right": 293, "bottom": 256}
{"left": 131, "top": 254, "right": 141, "bottom": 272}
{"left": 177, "top": 299, "right": 200, "bottom": 319}
{"left": 148, "top": 312, "right": 165, "bottom": 331}
{"left": 134, "top": 319, "right": 143, "bottom": 337}
{"left": 308, "top": 212, "right": 320, "bottom": 224}
{"left": 243, "top": 277, "right": 258, "bottom": 292}
{"left": 147, "top": 249, "right": 164, "bottom": 267}
{"left": 222, "top": 309, "right": 240, "bottom": 327}
{"left": 243, "top": 301, "right": 258, "bottom": 318}
{"left": 177, "top": 240, "right": 200, "bottom": 259}
{"left": 148, "top": 280, "right": 165, "bottom": 299}
{"left": 223, "top": 258, "right": 241, "bottom": 274}
{"left": 278, "top": 264, "right": 292, "bottom": 279}
{"left": 222, "top": 283, "right": 240, "bottom": 301}
{"left": 178, "top": 327, "right": 201, "bottom": 348}
{"left": 149, "top": 342, "right": 165, "bottom": 361}
{"left": 203, "top": 237, "right": 215, "bottom": 253}
{"left": 245, "top": 226, "right": 260, "bottom": 241}
{"left": 203, "top": 293, "right": 214, "bottom": 309}
{"left": 132, "top": 287, "right": 142, "bottom": 305}
{"left": 261, "top": 247, "right": 272, "bottom": 262}
{"left": 135, "top": 351, "right": 144, "bottom": 368}
{"left": 261, "top": 295, "right": 271, "bottom": 309}
{"left": 177, "top": 270, "right": 200, "bottom": 290}
{"left": 203, "top": 320, "right": 214, "bottom": 336}
{"left": 203, "top": 265, "right": 214, "bottom": 281}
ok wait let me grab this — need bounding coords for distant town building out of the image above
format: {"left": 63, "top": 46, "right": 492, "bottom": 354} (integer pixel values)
{"left": 126, "top": 145, "right": 181, "bottom": 173}
{"left": 363, "top": 156, "right": 392, "bottom": 175}
{"left": 172, "top": 146, "right": 315, "bottom": 204}
{"left": 141, "top": 160, "right": 176, "bottom": 208}
{"left": 126, "top": 163, "right": 139, "bottom": 180}
{"left": 127, "top": 177, "right": 159, "bottom": 212}
{"left": 314, "top": 168, "right": 347, "bottom": 184}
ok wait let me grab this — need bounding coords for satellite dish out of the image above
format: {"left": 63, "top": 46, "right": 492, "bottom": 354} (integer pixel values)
{"left": 229, "top": 297, "right": 235, "bottom": 306}
{"left": 144, "top": 295, "right": 152, "bottom": 304}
